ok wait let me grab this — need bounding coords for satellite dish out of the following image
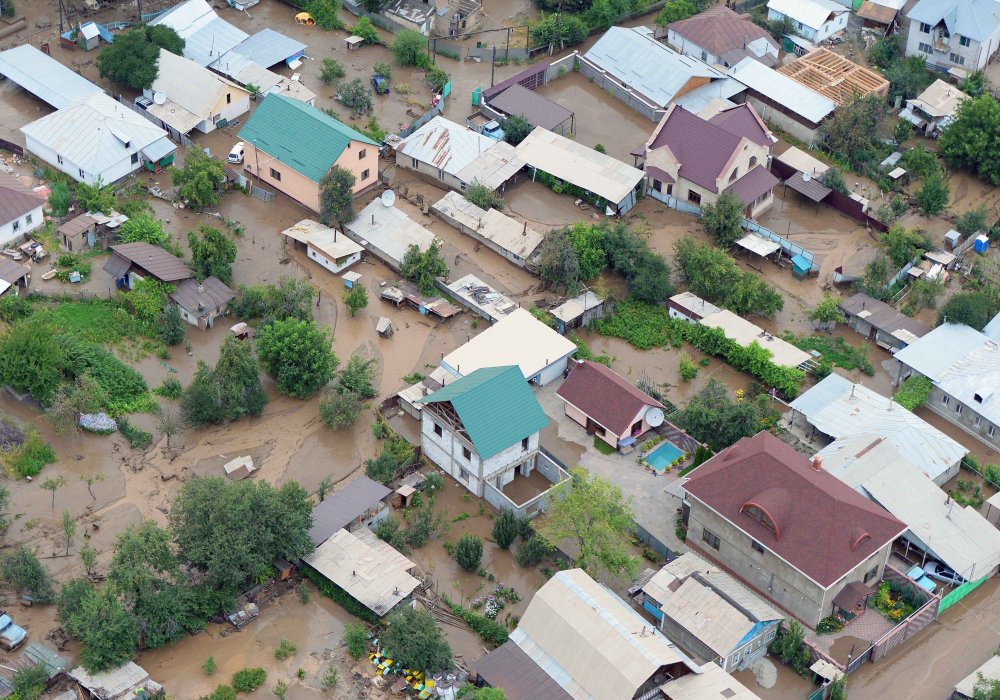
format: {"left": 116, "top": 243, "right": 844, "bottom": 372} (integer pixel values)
{"left": 381, "top": 190, "right": 396, "bottom": 207}
{"left": 646, "top": 407, "right": 665, "bottom": 428}
{"left": 153, "top": 91, "right": 166, "bottom": 105}
{"left": 802, "top": 172, "right": 812, "bottom": 182}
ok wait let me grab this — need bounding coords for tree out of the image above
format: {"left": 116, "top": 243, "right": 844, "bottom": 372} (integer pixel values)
{"left": 881, "top": 223, "right": 932, "bottom": 266}
{"left": 492, "top": 509, "right": 518, "bottom": 549}
{"left": 354, "top": 18, "right": 381, "bottom": 45}
{"left": 80, "top": 541, "right": 98, "bottom": 577}
{"left": 41, "top": 475, "right": 67, "bottom": 510}
{"left": 159, "top": 303, "right": 186, "bottom": 346}
{"left": 48, "top": 374, "right": 106, "bottom": 436}
{"left": 127, "top": 278, "right": 174, "bottom": 323}
{"left": 214, "top": 336, "right": 268, "bottom": 420}
{"left": 939, "top": 94, "right": 1000, "bottom": 184}
{"left": 181, "top": 361, "right": 225, "bottom": 426}
{"left": 630, "top": 253, "right": 673, "bottom": 304}
{"left": 97, "top": 25, "right": 184, "bottom": 90}
{"left": 173, "top": 153, "right": 226, "bottom": 211}
{"left": 974, "top": 673, "right": 1000, "bottom": 700}
{"left": 319, "top": 387, "right": 362, "bottom": 429}
{"left": 306, "top": 0, "right": 344, "bottom": 29}
{"left": 2, "top": 546, "right": 56, "bottom": 604}
{"left": 0, "top": 0, "right": 14, "bottom": 18}
{"left": 0, "top": 320, "right": 64, "bottom": 405}
{"left": 673, "top": 237, "right": 783, "bottom": 316}
{"left": 821, "top": 167, "right": 849, "bottom": 194}
{"left": 343, "top": 622, "right": 368, "bottom": 658}
{"left": 854, "top": 254, "right": 892, "bottom": 302}
{"left": 230, "top": 278, "right": 314, "bottom": 324}
{"left": 71, "top": 587, "right": 140, "bottom": 673}
{"left": 701, "top": 192, "right": 743, "bottom": 248}
{"left": 655, "top": 0, "right": 698, "bottom": 26}
{"left": 956, "top": 205, "right": 989, "bottom": 236}
{"left": 401, "top": 239, "right": 448, "bottom": 296}
{"left": 465, "top": 181, "right": 504, "bottom": 210}
{"left": 676, "top": 379, "right": 779, "bottom": 451}
{"left": 916, "top": 166, "right": 949, "bottom": 216}
{"left": 338, "top": 77, "right": 373, "bottom": 114}
{"left": 319, "top": 57, "right": 346, "bottom": 84}
{"left": 188, "top": 225, "right": 237, "bottom": 285}
{"left": 76, "top": 178, "right": 117, "bottom": 214}
{"left": 822, "top": 95, "right": 890, "bottom": 169}
{"left": 11, "top": 664, "right": 48, "bottom": 700}
{"left": 538, "top": 468, "right": 638, "bottom": 581}
{"left": 537, "top": 228, "right": 582, "bottom": 293}
{"left": 62, "top": 510, "right": 76, "bottom": 556}
{"left": 454, "top": 534, "right": 483, "bottom": 571}
{"left": 502, "top": 115, "right": 532, "bottom": 146}
{"left": 158, "top": 405, "right": 186, "bottom": 448}
{"left": 381, "top": 606, "right": 452, "bottom": 673}
{"left": 868, "top": 34, "right": 901, "bottom": 70}
{"left": 257, "top": 319, "right": 336, "bottom": 398}
{"left": 808, "top": 294, "right": 845, "bottom": 328}
{"left": 343, "top": 283, "right": 368, "bottom": 317}
{"left": 392, "top": 29, "right": 427, "bottom": 66}
{"left": 337, "top": 354, "right": 378, "bottom": 399}
{"left": 885, "top": 55, "right": 932, "bottom": 102}
{"left": 319, "top": 166, "right": 357, "bottom": 230}
{"left": 80, "top": 473, "right": 105, "bottom": 501}
{"left": 959, "top": 70, "right": 989, "bottom": 97}
{"left": 48, "top": 180, "right": 72, "bottom": 216}
{"left": 529, "top": 14, "right": 588, "bottom": 48}
{"left": 117, "top": 213, "right": 173, "bottom": 249}
{"left": 318, "top": 476, "right": 333, "bottom": 502}
{"left": 938, "top": 291, "right": 998, "bottom": 330}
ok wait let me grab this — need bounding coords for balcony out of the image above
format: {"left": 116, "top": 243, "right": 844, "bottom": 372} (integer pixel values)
{"left": 483, "top": 449, "right": 570, "bottom": 519}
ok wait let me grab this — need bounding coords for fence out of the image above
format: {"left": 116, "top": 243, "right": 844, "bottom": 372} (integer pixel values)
{"left": 741, "top": 218, "right": 817, "bottom": 271}
{"left": 0, "top": 139, "right": 23, "bottom": 157}
{"left": 938, "top": 574, "right": 989, "bottom": 615}
{"left": 398, "top": 101, "right": 445, "bottom": 138}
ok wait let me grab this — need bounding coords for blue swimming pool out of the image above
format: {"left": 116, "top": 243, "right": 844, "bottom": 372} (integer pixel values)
{"left": 646, "top": 440, "right": 684, "bottom": 472}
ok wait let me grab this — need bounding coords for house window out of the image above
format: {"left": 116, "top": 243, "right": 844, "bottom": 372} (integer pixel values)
{"left": 433, "top": 423, "right": 443, "bottom": 437}
{"left": 411, "top": 157, "right": 418, "bottom": 168}
{"left": 687, "top": 190, "right": 702, "bottom": 205}
{"left": 57, "top": 155, "right": 64, "bottom": 165}
{"left": 956, "top": 403, "right": 963, "bottom": 415}
{"left": 700, "top": 50, "right": 707, "bottom": 61}
{"left": 459, "top": 467, "right": 471, "bottom": 483}
{"left": 131, "top": 153, "right": 139, "bottom": 165}
{"left": 666, "top": 184, "right": 673, "bottom": 195}
{"left": 361, "top": 169, "right": 370, "bottom": 181}
{"left": 942, "top": 395, "right": 950, "bottom": 406}
{"left": 976, "top": 416, "right": 982, "bottom": 427}
{"left": 359, "top": 149, "right": 367, "bottom": 160}
{"left": 270, "top": 168, "right": 281, "bottom": 181}
{"left": 227, "top": 93, "right": 232, "bottom": 104}
{"left": 950, "top": 54, "right": 966, "bottom": 66}
{"left": 960, "top": 35, "right": 971, "bottom": 47}
{"left": 990, "top": 425, "right": 996, "bottom": 438}
{"left": 702, "top": 528, "right": 721, "bottom": 551}
{"left": 11, "top": 220, "right": 19, "bottom": 232}
{"left": 751, "top": 540, "right": 765, "bottom": 554}
{"left": 78, "top": 169, "right": 85, "bottom": 179}
{"left": 749, "top": 156, "right": 758, "bottom": 168}
{"left": 797, "top": 21, "right": 803, "bottom": 30}
{"left": 24, "top": 214, "right": 32, "bottom": 225}
{"left": 462, "top": 446, "right": 471, "bottom": 460}
{"left": 741, "top": 504, "right": 778, "bottom": 537}
{"left": 920, "top": 22, "right": 931, "bottom": 33}
{"left": 594, "top": 425, "right": 606, "bottom": 436}
{"left": 918, "top": 43, "right": 933, "bottom": 54}
{"left": 522, "top": 437, "right": 529, "bottom": 451}
{"left": 864, "top": 566, "right": 878, "bottom": 584}
{"left": 729, "top": 167, "right": 739, "bottom": 182}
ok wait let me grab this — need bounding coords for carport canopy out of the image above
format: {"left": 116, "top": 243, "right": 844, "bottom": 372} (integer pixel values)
{"left": 785, "top": 171, "right": 832, "bottom": 203}
{"left": 736, "top": 233, "right": 781, "bottom": 258}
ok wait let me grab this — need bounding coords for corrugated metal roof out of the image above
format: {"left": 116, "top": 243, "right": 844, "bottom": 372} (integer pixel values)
{"left": 784, "top": 170, "right": 832, "bottom": 202}
{"left": 107, "top": 242, "right": 192, "bottom": 282}
{"left": 659, "top": 662, "right": 761, "bottom": 700}
{"left": 789, "top": 373, "right": 967, "bottom": 482}
{"left": 583, "top": 26, "right": 722, "bottom": 108}
{"left": 0, "top": 45, "right": 103, "bottom": 110}
{"left": 728, "top": 58, "right": 836, "bottom": 125}
{"left": 907, "top": 0, "right": 1000, "bottom": 43}
{"left": 0, "top": 258, "right": 28, "bottom": 285}
{"left": 767, "top": 0, "right": 846, "bottom": 30}
{"left": 724, "top": 165, "right": 779, "bottom": 206}
{"left": 431, "top": 191, "right": 542, "bottom": 259}
{"left": 308, "top": 475, "right": 391, "bottom": 546}
{"left": 454, "top": 140, "right": 525, "bottom": 191}
{"left": 344, "top": 199, "right": 435, "bottom": 269}
{"left": 21, "top": 93, "right": 171, "bottom": 178}
{"left": 894, "top": 323, "right": 988, "bottom": 381}
{"left": 955, "top": 656, "right": 1000, "bottom": 698}
{"left": 229, "top": 28, "right": 305, "bottom": 67}
{"left": 700, "top": 309, "right": 812, "bottom": 368}
{"left": 398, "top": 116, "right": 496, "bottom": 178}
{"left": 669, "top": 292, "right": 721, "bottom": 319}
{"left": 169, "top": 276, "right": 234, "bottom": 314}
{"left": 239, "top": 94, "right": 376, "bottom": 183}
{"left": 69, "top": 662, "right": 150, "bottom": 700}
{"left": 418, "top": 365, "right": 549, "bottom": 459}
{"left": 487, "top": 83, "right": 574, "bottom": 132}
{"left": 475, "top": 641, "right": 574, "bottom": 700}
{"left": 839, "top": 292, "right": 930, "bottom": 342}
{"left": 150, "top": 48, "right": 245, "bottom": 124}
{"left": 151, "top": 0, "right": 248, "bottom": 66}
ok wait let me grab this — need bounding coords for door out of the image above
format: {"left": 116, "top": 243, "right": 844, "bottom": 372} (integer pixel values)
{"left": 631, "top": 420, "right": 643, "bottom": 437}
{"left": 585, "top": 418, "right": 598, "bottom": 436}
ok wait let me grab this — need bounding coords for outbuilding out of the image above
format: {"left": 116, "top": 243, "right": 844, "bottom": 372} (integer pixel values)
{"left": 344, "top": 199, "right": 436, "bottom": 273}
{"left": 281, "top": 219, "right": 363, "bottom": 275}
{"left": 431, "top": 191, "right": 543, "bottom": 268}
{"left": 103, "top": 242, "right": 193, "bottom": 289}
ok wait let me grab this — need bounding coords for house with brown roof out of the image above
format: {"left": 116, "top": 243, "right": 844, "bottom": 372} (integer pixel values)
{"left": 665, "top": 5, "right": 780, "bottom": 69}
{"left": 103, "top": 242, "right": 192, "bottom": 290}
{"left": 838, "top": 292, "right": 930, "bottom": 351}
{"left": 169, "top": 277, "right": 235, "bottom": 329}
{"left": 556, "top": 360, "right": 666, "bottom": 450}
{"left": 636, "top": 103, "right": 778, "bottom": 218}
{"left": 0, "top": 178, "right": 45, "bottom": 247}
{"left": 681, "top": 431, "right": 907, "bottom": 627}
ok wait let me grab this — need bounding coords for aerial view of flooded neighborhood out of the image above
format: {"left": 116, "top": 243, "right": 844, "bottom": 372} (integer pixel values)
{"left": 1, "top": 0, "right": 1000, "bottom": 697}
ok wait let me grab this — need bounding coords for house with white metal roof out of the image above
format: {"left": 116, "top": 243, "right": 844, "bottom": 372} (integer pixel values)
{"left": 150, "top": 0, "right": 248, "bottom": 67}
{"left": 431, "top": 191, "right": 543, "bottom": 268}
{"left": 344, "top": 199, "right": 436, "bottom": 273}
{"left": 895, "top": 322, "right": 1000, "bottom": 451}
{"left": 144, "top": 49, "right": 250, "bottom": 136}
{"left": 21, "top": 92, "right": 175, "bottom": 185}
{"left": 904, "top": 0, "right": 1000, "bottom": 72}
{"left": 767, "top": 0, "right": 849, "bottom": 43}
{"left": 728, "top": 58, "right": 838, "bottom": 143}
{"left": 281, "top": 219, "right": 363, "bottom": 275}
{"left": 900, "top": 79, "right": 968, "bottom": 137}
{"left": 395, "top": 115, "right": 500, "bottom": 190}
{"left": 787, "top": 372, "right": 968, "bottom": 485}
{"left": 0, "top": 45, "right": 103, "bottom": 110}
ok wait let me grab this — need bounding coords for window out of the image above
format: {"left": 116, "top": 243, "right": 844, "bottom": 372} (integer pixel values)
{"left": 131, "top": 152, "right": 139, "bottom": 165}
{"left": 57, "top": 155, "right": 64, "bottom": 165}
{"left": 990, "top": 425, "right": 996, "bottom": 438}
{"left": 960, "top": 35, "right": 971, "bottom": 47}
{"left": 433, "top": 423, "right": 443, "bottom": 437}
{"left": 976, "top": 416, "right": 982, "bottom": 427}
{"left": 359, "top": 149, "right": 367, "bottom": 160}
{"left": 687, "top": 190, "right": 702, "bottom": 205}
{"left": 797, "top": 21, "right": 803, "bottom": 30}
{"left": 666, "top": 184, "right": 673, "bottom": 195}
{"left": 11, "top": 220, "right": 19, "bottom": 232}
{"left": 702, "top": 528, "right": 721, "bottom": 550}
{"left": 956, "top": 403, "right": 963, "bottom": 415}
{"left": 749, "top": 156, "right": 758, "bottom": 168}
{"left": 226, "top": 93, "right": 232, "bottom": 104}
{"left": 918, "top": 42, "right": 933, "bottom": 54}
{"left": 741, "top": 504, "right": 778, "bottom": 537}
{"left": 270, "top": 167, "right": 281, "bottom": 181}
{"left": 751, "top": 540, "right": 765, "bottom": 554}
{"left": 864, "top": 566, "right": 878, "bottom": 584}
{"left": 522, "top": 437, "right": 529, "bottom": 451}
{"left": 411, "top": 157, "right": 418, "bottom": 168}
{"left": 920, "top": 22, "right": 931, "bottom": 33}
{"left": 24, "top": 214, "right": 32, "bottom": 225}
{"left": 361, "top": 169, "right": 370, "bottom": 181}
{"left": 729, "top": 167, "right": 739, "bottom": 182}
{"left": 700, "top": 50, "right": 707, "bottom": 61}
{"left": 594, "top": 425, "right": 606, "bottom": 436}
{"left": 459, "top": 467, "right": 471, "bottom": 483}
{"left": 78, "top": 169, "right": 85, "bottom": 179}
{"left": 462, "top": 446, "right": 471, "bottom": 460}
{"left": 942, "top": 395, "right": 950, "bottom": 406}
{"left": 950, "top": 53, "right": 966, "bottom": 66}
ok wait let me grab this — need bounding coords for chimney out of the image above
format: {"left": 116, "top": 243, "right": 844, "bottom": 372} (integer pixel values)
{"left": 812, "top": 455, "right": 822, "bottom": 472}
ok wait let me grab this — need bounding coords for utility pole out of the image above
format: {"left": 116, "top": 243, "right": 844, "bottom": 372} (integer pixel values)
{"left": 490, "top": 45, "right": 496, "bottom": 87}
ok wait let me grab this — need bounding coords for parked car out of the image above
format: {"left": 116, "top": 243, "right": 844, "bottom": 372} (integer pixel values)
{"left": 228, "top": 142, "right": 245, "bottom": 164}
{"left": 371, "top": 75, "right": 390, "bottom": 95}
{"left": 923, "top": 561, "right": 964, "bottom": 586}
{"left": 906, "top": 565, "right": 936, "bottom": 593}
{"left": 0, "top": 611, "right": 26, "bottom": 651}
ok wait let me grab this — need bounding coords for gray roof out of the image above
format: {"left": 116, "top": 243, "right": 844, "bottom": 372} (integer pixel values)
{"left": 169, "top": 276, "right": 235, "bottom": 314}
{"left": 150, "top": 0, "right": 248, "bottom": 67}
{"left": 228, "top": 28, "right": 305, "bottom": 68}
{"left": 583, "top": 26, "right": 722, "bottom": 108}
{"left": 398, "top": 115, "right": 497, "bottom": 178}
{"left": 788, "top": 372, "right": 967, "bottom": 483}
{"left": 728, "top": 57, "right": 837, "bottom": 125}
{"left": 69, "top": 662, "right": 150, "bottom": 700}
{"left": 907, "top": 0, "right": 1000, "bottom": 44}
{"left": 475, "top": 641, "right": 574, "bottom": 700}
{"left": 308, "top": 475, "right": 391, "bottom": 546}
{"left": 982, "top": 311, "right": 1000, "bottom": 341}
{"left": 106, "top": 242, "right": 192, "bottom": 282}
{"left": 487, "top": 83, "right": 574, "bottom": 132}
{"left": 0, "top": 45, "right": 103, "bottom": 109}
{"left": 345, "top": 199, "right": 436, "bottom": 270}
{"left": 839, "top": 292, "right": 931, "bottom": 344}
{"left": 0, "top": 258, "right": 30, "bottom": 284}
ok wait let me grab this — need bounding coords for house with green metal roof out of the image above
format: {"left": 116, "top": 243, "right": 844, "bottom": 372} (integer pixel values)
{"left": 417, "top": 366, "right": 565, "bottom": 514}
{"left": 237, "top": 93, "right": 380, "bottom": 212}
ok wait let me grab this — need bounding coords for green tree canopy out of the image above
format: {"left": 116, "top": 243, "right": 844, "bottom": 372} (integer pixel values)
{"left": 188, "top": 225, "right": 238, "bottom": 285}
{"left": 381, "top": 606, "right": 452, "bottom": 672}
{"left": 885, "top": 55, "right": 932, "bottom": 102}
{"left": 401, "top": 239, "right": 449, "bottom": 296}
{"left": 808, "top": 294, "right": 845, "bottom": 327}
{"left": 338, "top": 77, "right": 373, "bottom": 114}
{"left": 97, "top": 25, "right": 184, "bottom": 90}
{"left": 257, "top": 319, "right": 336, "bottom": 398}
{"left": 76, "top": 178, "right": 116, "bottom": 213}
{"left": 529, "top": 14, "right": 588, "bottom": 48}
{"left": 676, "top": 379, "right": 778, "bottom": 451}
{"left": 465, "top": 181, "right": 505, "bottom": 210}
{"left": 673, "top": 236, "right": 783, "bottom": 316}
{"left": 881, "top": 223, "right": 932, "bottom": 266}
{"left": 319, "top": 57, "right": 346, "bottom": 84}
{"left": 537, "top": 228, "right": 582, "bottom": 293}
{"left": 306, "top": 0, "right": 344, "bottom": 29}
{"left": 181, "top": 361, "right": 225, "bottom": 427}
{"left": 172, "top": 152, "right": 226, "bottom": 211}
{"left": 916, "top": 166, "right": 950, "bottom": 216}
{"left": 214, "top": 336, "right": 268, "bottom": 420}
{"left": 229, "top": 278, "right": 314, "bottom": 325}
{"left": 701, "top": 191, "right": 745, "bottom": 247}
{"left": 939, "top": 94, "right": 1000, "bottom": 184}
{"left": 937, "top": 291, "right": 999, "bottom": 330}
{"left": 655, "top": 0, "right": 700, "bottom": 26}
{"left": 68, "top": 587, "right": 140, "bottom": 672}
{"left": 1, "top": 546, "right": 56, "bottom": 604}
{"left": 117, "top": 213, "right": 174, "bottom": 249}
{"left": 392, "top": 29, "right": 427, "bottom": 66}
{"left": 0, "top": 320, "right": 64, "bottom": 405}
{"left": 538, "top": 468, "right": 638, "bottom": 581}
{"left": 822, "top": 95, "right": 890, "bottom": 169}
{"left": 319, "top": 166, "right": 357, "bottom": 230}
{"left": 501, "top": 115, "right": 532, "bottom": 146}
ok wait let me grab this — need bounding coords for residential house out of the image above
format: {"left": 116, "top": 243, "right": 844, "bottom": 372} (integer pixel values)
{"left": 894, "top": 322, "right": 1000, "bottom": 450}
{"left": 57, "top": 213, "right": 98, "bottom": 252}
{"left": 69, "top": 662, "right": 163, "bottom": 700}
{"left": 431, "top": 191, "right": 543, "bottom": 269}
{"left": 238, "top": 94, "right": 379, "bottom": 212}
{"left": 838, "top": 292, "right": 931, "bottom": 351}
{"left": 447, "top": 274, "right": 520, "bottom": 323}
{"left": 307, "top": 475, "right": 391, "bottom": 547}
{"left": 580, "top": 26, "right": 730, "bottom": 121}
{"left": 344, "top": 199, "right": 436, "bottom": 273}
{"left": 0, "top": 45, "right": 102, "bottom": 110}
{"left": 0, "top": 178, "right": 44, "bottom": 247}
{"left": 103, "top": 242, "right": 192, "bottom": 290}
{"left": 900, "top": 79, "right": 969, "bottom": 137}
{"left": 640, "top": 552, "right": 784, "bottom": 672}
{"left": 474, "top": 568, "right": 762, "bottom": 700}
{"left": 665, "top": 5, "right": 780, "bottom": 68}
{"left": 767, "top": 0, "right": 849, "bottom": 43}
{"left": 728, "top": 58, "right": 837, "bottom": 144}
{"left": 417, "top": 365, "right": 549, "bottom": 499}
{"left": 820, "top": 434, "right": 1000, "bottom": 584}
{"left": 955, "top": 656, "right": 1000, "bottom": 700}
{"left": 281, "top": 219, "right": 363, "bottom": 275}
{"left": 439, "top": 307, "right": 577, "bottom": 385}
{"left": 904, "top": 0, "right": 1000, "bottom": 72}
{"left": 669, "top": 292, "right": 721, "bottom": 323}
{"left": 787, "top": 372, "right": 968, "bottom": 485}
{"left": 21, "top": 92, "right": 175, "bottom": 185}
{"left": 778, "top": 49, "right": 890, "bottom": 105}
{"left": 682, "top": 431, "right": 907, "bottom": 627}
{"left": 143, "top": 49, "right": 250, "bottom": 136}
{"left": 515, "top": 127, "right": 646, "bottom": 215}
{"left": 169, "top": 277, "right": 235, "bottom": 329}
{"left": 556, "top": 360, "right": 666, "bottom": 450}
{"left": 395, "top": 116, "right": 509, "bottom": 191}
{"left": 856, "top": 0, "right": 906, "bottom": 35}
{"left": 637, "top": 104, "right": 778, "bottom": 217}
{"left": 384, "top": 0, "right": 436, "bottom": 35}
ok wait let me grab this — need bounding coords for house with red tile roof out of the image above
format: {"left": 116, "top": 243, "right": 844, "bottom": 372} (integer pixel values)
{"left": 556, "top": 360, "right": 666, "bottom": 450}
{"left": 665, "top": 5, "right": 779, "bottom": 69}
{"left": 682, "top": 431, "right": 907, "bottom": 627}
{"left": 636, "top": 103, "right": 778, "bottom": 218}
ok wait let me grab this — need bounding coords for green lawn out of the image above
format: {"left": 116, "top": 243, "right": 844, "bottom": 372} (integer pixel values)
{"left": 593, "top": 436, "right": 616, "bottom": 455}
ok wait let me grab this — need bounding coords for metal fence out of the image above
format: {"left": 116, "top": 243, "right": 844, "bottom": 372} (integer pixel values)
{"left": 938, "top": 575, "right": 989, "bottom": 616}
{"left": 0, "top": 139, "right": 23, "bottom": 157}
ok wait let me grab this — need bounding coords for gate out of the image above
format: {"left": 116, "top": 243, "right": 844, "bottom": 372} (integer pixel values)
{"left": 805, "top": 686, "right": 825, "bottom": 700}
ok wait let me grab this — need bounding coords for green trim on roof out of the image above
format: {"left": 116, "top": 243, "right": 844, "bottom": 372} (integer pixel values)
{"left": 237, "top": 93, "right": 378, "bottom": 183}
{"left": 418, "top": 366, "right": 549, "bottom": 460}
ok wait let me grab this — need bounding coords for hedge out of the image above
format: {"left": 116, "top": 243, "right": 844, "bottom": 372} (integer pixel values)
{"left": 441, "top": 595, "right": 509, "bottom": 646}
{"left": 303, "top": 567, "right": 379, "bottom": 624}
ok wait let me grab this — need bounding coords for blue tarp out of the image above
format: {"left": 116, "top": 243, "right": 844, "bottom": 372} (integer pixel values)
{"left": 96, "top": 23, "right": 115, "bottom": 43}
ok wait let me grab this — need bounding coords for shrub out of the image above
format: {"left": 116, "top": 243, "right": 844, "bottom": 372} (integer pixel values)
{"left": 443, "top": 595, "right": 509, "bottom": 646}
{"left": 117, "top": 417, "right": 153, "bottom": 450}
{"left": 516, "top": 534, "right": 551, "bottom": 567}
{"left": 200, "top": 686, "right": 236, "bottom": 700}
{"left": 465, "top": 181, "right": 504, "bottom": 210}
{"left": 678, "top": 353, "right": 698, "bottom": 381}
{"left": 302, "top": 568, "right": 379, "bottom": 623}
{"left": 274, "top": 639, "right": 297, "bottom": 661}
{"left": 49, "top": 181, "right": 72, "bottom": 216}
{"left": 338, "top": 77, "right": 373, "bottom": 114}
{"left": 354, "top": 17, "right": 381, "bottom": 45}
{"left": 203, "top": 657, "right": 217, "bottom": 676}
{"left": 392, "top": 29, "right": 426, "bottom": 66}
{"left": 343, "top": 622, "right": 368, "bottom": 658}
{"left": 155, "top": 377, "right": 183, "bottom": 400}
{"left": 492, "top": 509, "right": 518, "bottom": 549}
{"left": 454, "top": 534, "right": 483, "bottom": 571}
{"left": 372, "top": 61, "right": 392, "bottom": 78}
{"left": 306, "top": 0, "right": 344, "bottom": 29}
{"left": 893, "top": 375, "right": 933, "bottom": 410}
{"left": 12, "top": 432, "right": 57, "bottom": 478}
{"left": 319, "top": 57, "right": 346, "bottom": 84}
{"left": 231, "top": 668, "right": 267, "bottom": 693}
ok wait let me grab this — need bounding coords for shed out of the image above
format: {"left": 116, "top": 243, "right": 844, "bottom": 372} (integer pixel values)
{"left": 550, "top": 291, "right": 608, "bottom": 334}
{"left": 282, "top": 219, "right": 363, "bottom": 275}
{"left": 346, "top": 35, "right": 364, "bottom": 50}
{"left": 308, "top": 475, "right": 392, "bottom": 546}
{"left": 57, "top": 213, "right": 98, "bottom": 251}
{"left": 342, "top": 271, "right": 362, "bottom": 288}
{"left": 668, "top": 292, "right": 721, "bottom": 323}
{"left": 344, "top": 200, "right": 436, "bottom": 272}
{"left": 838, "top": 292, "right": 930, "bottom": 350}
{"left": 169, "top": 277, "right": 235, "bottom": 329}
{"left": 700, "top": 309, "right": 813, "bottom": 369}
{"left": 78, "top": 22, "right": 101, "bottom": 51}
{"left": 486, "top": 83, "right": 574, "bottom": 135}
{"left": 69, "top": 661, "right": 159, "bottom": 700}
{"left": 223, "top": 455, "right": 256, "bottom": 480}
{"left": 784, "top": 171, "right": 831, "bottom": 203}
{"left": 376, "top": 316, "right": 393, "bottom": 337}
{"left": 431, "top": 191, "right": 542, "bottom": 267}
{"left": 0, "top": 45, "right": 103, "bottom": 109}
{"left": 945, "top": 229, "right": 962, "bottom": 250}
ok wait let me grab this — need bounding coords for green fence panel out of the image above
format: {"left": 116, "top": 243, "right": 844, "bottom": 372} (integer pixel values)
{"left": 938, "top": 575, "right": 988, "bottom": 615}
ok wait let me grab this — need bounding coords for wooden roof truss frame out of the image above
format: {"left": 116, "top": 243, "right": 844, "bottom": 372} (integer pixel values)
{"left": 778, "top": 48, "right": 889, "bottom": 106}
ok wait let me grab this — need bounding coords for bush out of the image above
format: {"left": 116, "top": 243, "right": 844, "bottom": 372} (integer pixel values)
{"left": 319, "top": 57, "right": 346, "bottom": 84}
{"left": 392, "top": 29, "right": 427, "bottom": 66}
{"left": 155, "top": 377, "right": 183, "bottom": 399}
{"left": 200, "top": 686, "right": 237, "bottom": 700}
{"left": 502, "top": 115, "right": 532, "bottom": 146}
{"left": 443, "top": 596, "right": 509, "bottom": 646}
{"left": 354, "top": 17, "right": 381, "bottom": 45}
{"left": 338, "top": 77, "right": 373, "bottom": 114}
{"left": 231, "top": 668, "right": 267, "bottom": 693}
{"left": 516, "top": 534, "right": 551, "bottom": 567}
{"left": 2, "top": 546, "right": 56, "bottom": 604}
{"left": 893, "top": 375, "right": 933, "bottom": 410}
{"left": 257, "top": 319, "right": 336, "bottom": 399}
{"left": 454, "top": 534, "right": 483, "bottom": 571}
{"left": 117, "top": 417, "right": 153, "bottom": 450}
{"left": 172, "top": 152, "right": 226, "bottom": 211}
{"left": 49, "top": 181, "right": 72, "bottom": 216}
{"left": 302, "top": 567, "right": 379, "bottom": 623}
{"left": 343, "top": 622, "right": 368, "bottom": 658}
{"left": 492, "top": 509, "right": 518, "bottom": 549}
{"left": 306, "top": 0, "right": 344, "bottom": 29}
{"left": 12, "top": 432, "right": 57, "bottom": 478}
{"left": 274, "top": 639, "right": 297, "bottom": 661}
{"left": 465, "top": 181, "right": 505, "bottom": 211}
{"left": 372, "top": 61, "right": 392, "bottom": 78}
